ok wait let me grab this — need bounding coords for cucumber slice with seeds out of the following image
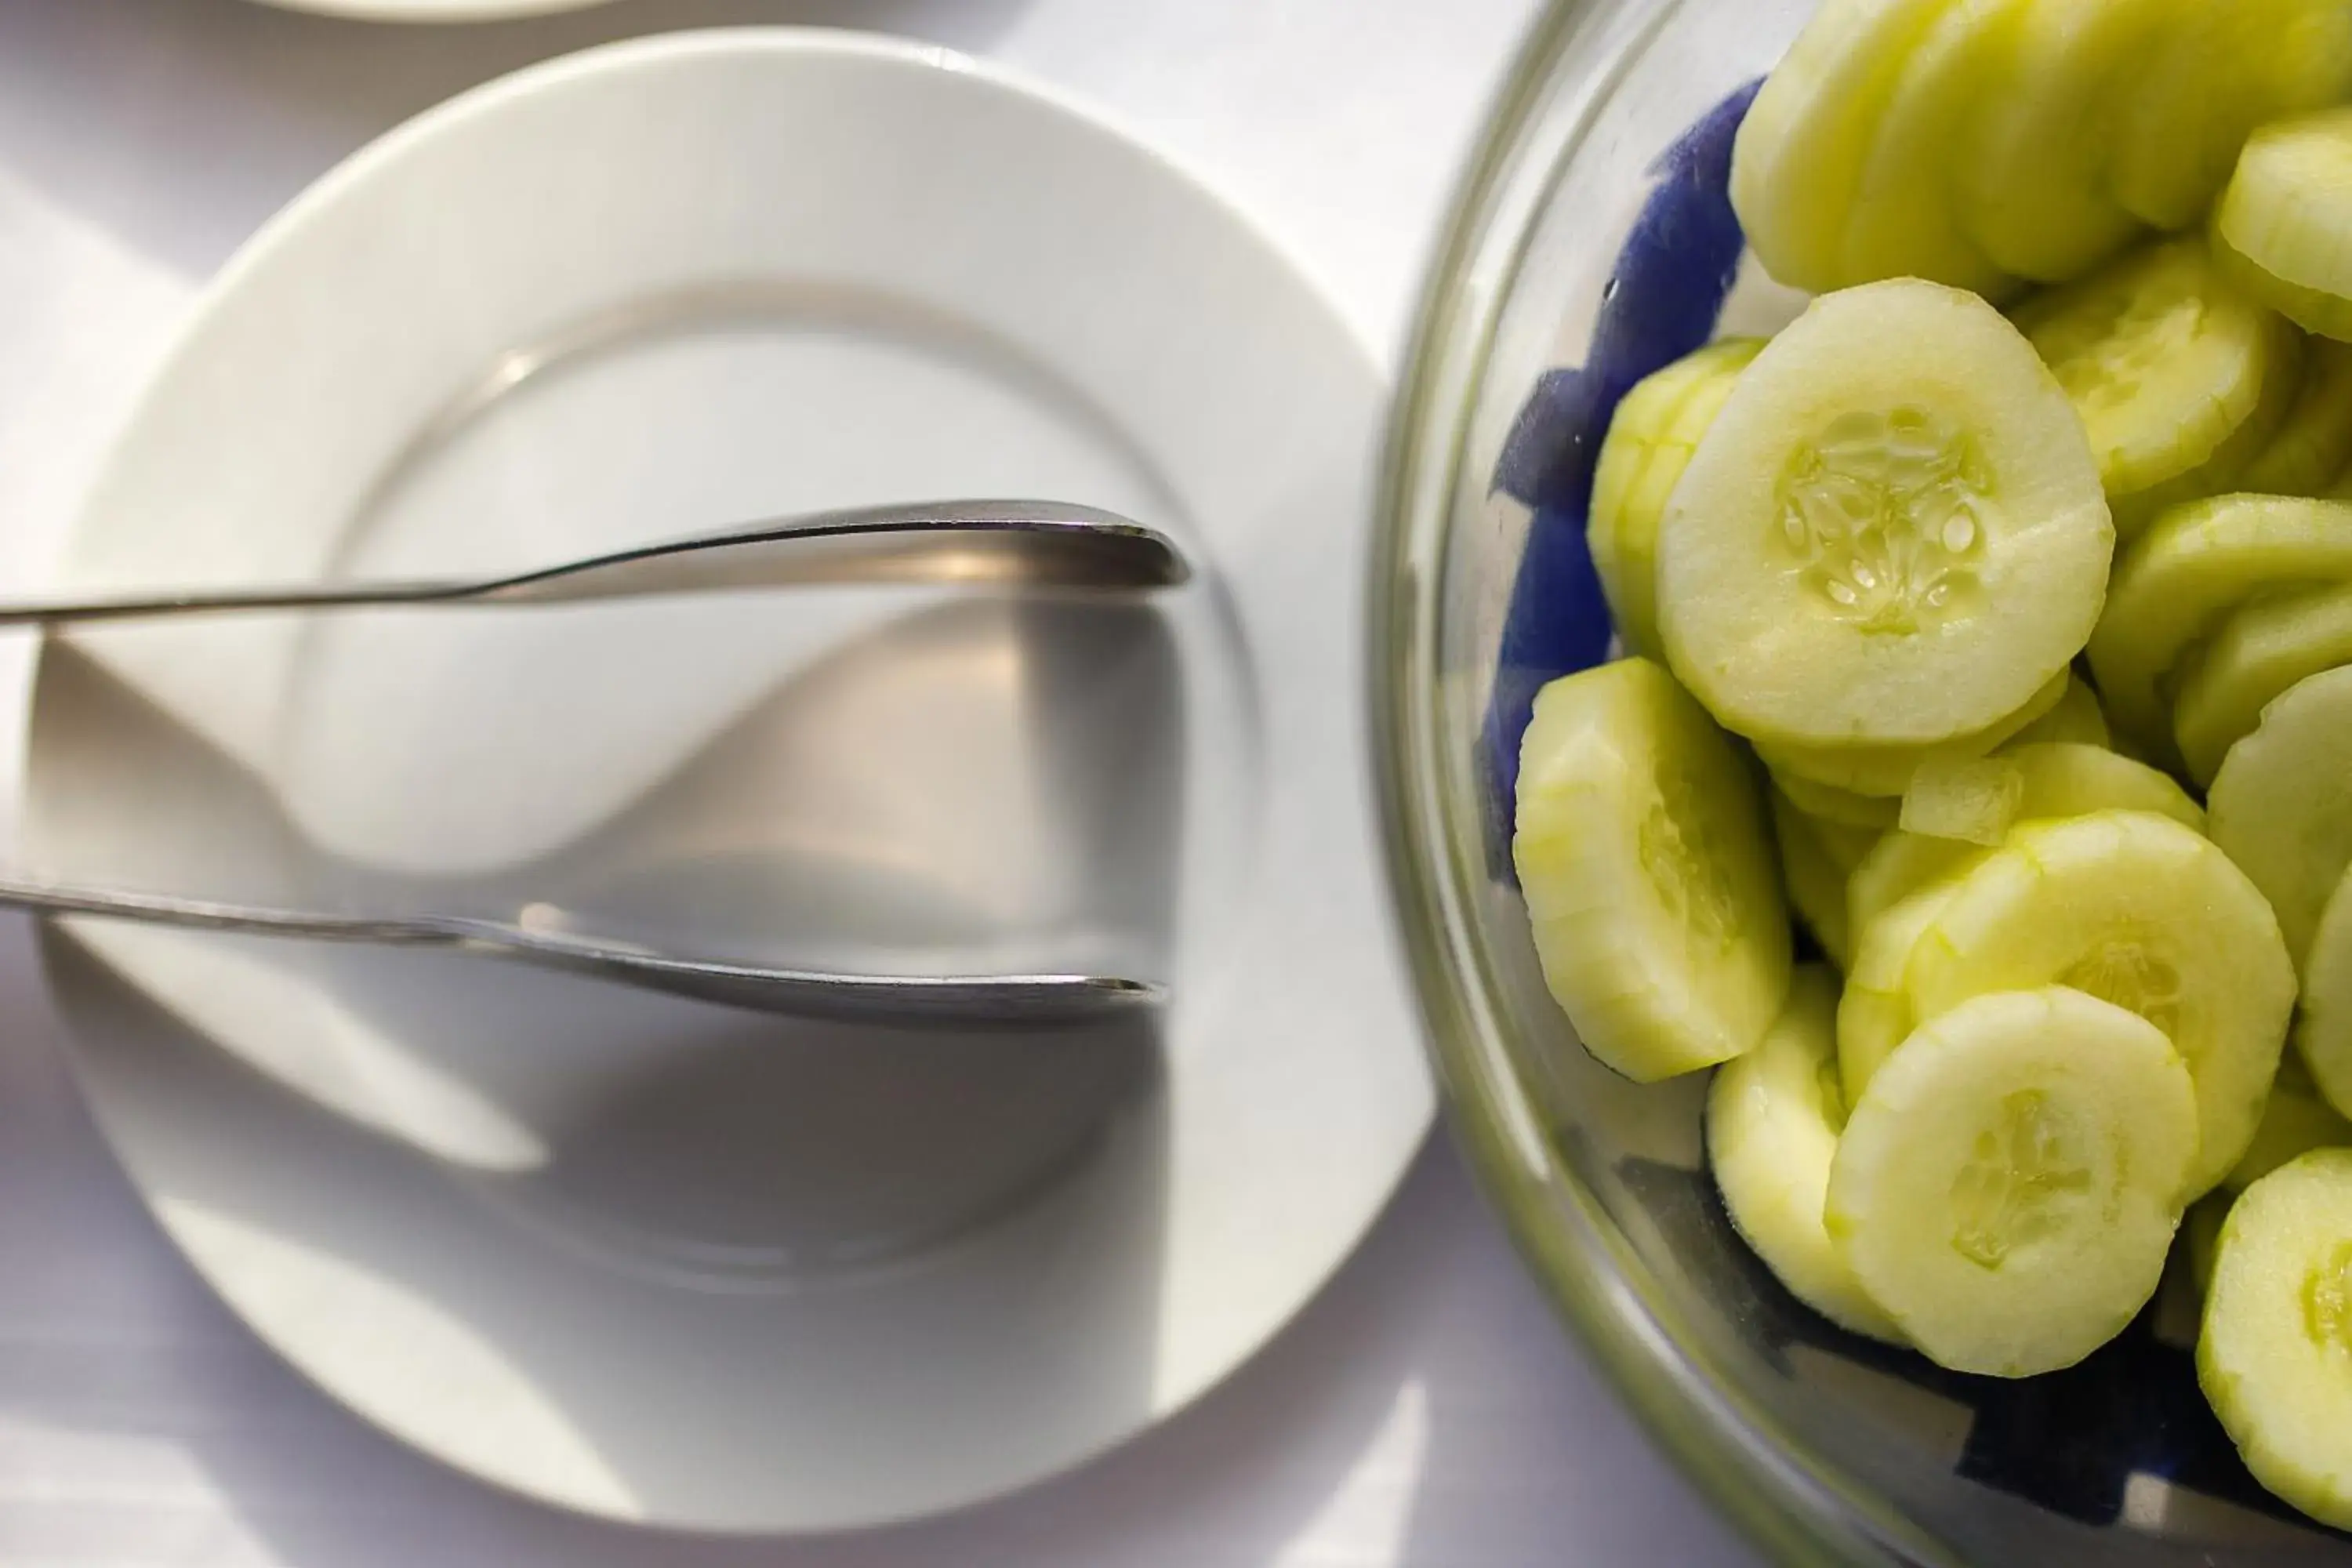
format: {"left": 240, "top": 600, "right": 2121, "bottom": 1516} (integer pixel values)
{"left": 1906, "top": 811, "right": 2296, "bottom": 1196}
{"left": 2173, "top": 581, "right": 2352, "bottom": 786}
{"left": 1660, "top": 280, "right": 2111, "bottom": 747}
{"left": 1827, "top": 985, "right": 2198, "bottom": 1377}
{"left": 1755, "top": 669, "right": 2068, "bottom": 797}
{"left": 2215, "top": 107, "right": 2352, "bottom": 343}
{"left": 2111, "top": 0, "right": 2352, "bottom": 233}
{"left": 1955, "top": 0, "right": 2158, "bottom": 284}
{"left": 2088, "top": 494, "right": 2352, "bottom": 749}
{"left": 1708, "top": 967, "right": 1904, "bottom": 1340}
{"left": 1513, "top": 659, "right": 1792, "bottom": 1082}
{"left": 2292, "top": 864, "right": 2352, "bottom": 1121}
{"left": 2198, "top": 1149, "right": 2352, "bottom": 1530}
{"left": 1841, "top": 0, "right": 2021, "bottom": 296}
{"left": 2016, "top": 237, "right": 2292, "bottom": 532}
{"left": 1731, "top": 0, "right": 1957, "bottom": 294}
{"left": 2209, "top": 664, "right": 2352, "bottom": 970}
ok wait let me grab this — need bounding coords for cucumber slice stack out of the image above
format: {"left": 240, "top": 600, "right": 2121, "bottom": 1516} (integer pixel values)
{"left": 2014, "top": 236, "right": 2301, "bottom": 536}
{"left": 1589, "top": 340, "right": 1767, "bottom": 658}
{"left": 1735, "top": 0, "right": 2352, "bottom": 298}
{"left": 2089, "top": 494, "right": 2352, "bottom": 754}
{"left": 2111, "top": 0, "right": 2352, "bottom": 232}
{"left": 1953, "top": 0, "right": 2160, "bottom": 284}
{"left": 1731, "top": 0, "right": 1958, "bottom": 294}
{"left": 1511, "top": 0, "right": 2352, "bottom": 1520}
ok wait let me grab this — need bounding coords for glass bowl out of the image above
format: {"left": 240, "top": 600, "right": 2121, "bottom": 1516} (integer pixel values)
{"left": 1370, "top": 2, "right": 2352, "bottom": 1563}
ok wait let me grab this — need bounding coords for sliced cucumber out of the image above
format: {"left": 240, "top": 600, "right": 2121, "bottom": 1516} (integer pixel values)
{"left": 2198, "top": 1149, "right": 2352, "bottom": 1530}
{"left": 1514, "top": 659, "right": 1792, "bottom": 1082}
{"left": 2292, "top": 862, "right": 2352, "bottom": 1120}
{"left": 1660, "top": 280, "right": 2112, "bottom": 747}
{"left": 1906, "top": 810, "right": 2296, "bottom": 1196}
{"left": 1849, "top": 742, "right": 2199, "bottom": 933}
{"left": 1591, "top": 353, "right": 1722, "bottom": 650}
{"left": 2005, "top": 673, "right": 2112, "bottom": 748}
{"left": 2214, "top": 107, "right": 2352, "bottom": 343}
{"left": 2209, "top": 665, "right": 2352, "bottom": 969}
{"left": 2111, "top": 0, "right": 2352, "bottom": 233}
{"left": 1772, "top": 792, "right": 1855, "bottom": 969}
{"left": 1848, "top": 833, "right": 1984, "bottom": 950}
{"left": 1851, "top": 742, "right": 2195, "bottom": 931}
{"left": 2173, "top": 581, "right": 2352, "bottom": 786}
{"left": 1840, "top": 872, "right": 1976, "bottom": 1105}
{"left": 2242, "top": 338, "right": 2352, "bottom": 495}
{"left": 2005, "top": 741, "right": 2206, "bottom": 829}
{"left": 2087, "top": 494, "right": 2352, "bottom": 749}
{"left": 1731, "top": 0, "right": 1956, "bottom": 293}
{"left": 1756, "top": 668, "right": 2067, "bottom": 798}
{"left": 2227, "top": 1052, "right": 2352, "bottom": 1192}
{"left": 1842, "top": 0, "right": 2020, "bottom": 296}
{"left": 1901, "top": 757, "right": 2024, "bottom": 846}
{"left": 1708, "top": 967, "right": 1904, "bottom": 1341}
{"left": 1611, "top": 341, "right": 1766, "bottom": 659}
{"left": 1827, "top": 985, "right": 2198, "bottom": 1377}
{"left": 1772, "top": 769, "right": 1903, "bottom": 832}
{"left": 2220, "top": 242, "right": 2352, "bottom": 350}
{"left": 2016, "top": 237, "right": 2293, "bottom": 532}
{"left": 1955, "top": 0, "right": 2158, "bottom": 284}
{"left": 2107, "top": 319, "right": 2307, "bottom": 539}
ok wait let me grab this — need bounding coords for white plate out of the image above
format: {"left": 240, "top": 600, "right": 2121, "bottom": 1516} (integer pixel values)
{"left": 27, "top": 30, "right": 1431, "bottom": 1532}
{"left": 249, "top": 0, "right": 617, "bottom": 22}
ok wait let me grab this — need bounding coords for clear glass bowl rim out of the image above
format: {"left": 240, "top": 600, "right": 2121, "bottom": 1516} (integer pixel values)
{"left": 1366, "top": 4, "right": 1948, "bottom": 1563}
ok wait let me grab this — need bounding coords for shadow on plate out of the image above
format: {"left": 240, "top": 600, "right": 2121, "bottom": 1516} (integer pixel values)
{"left": 42, "top": 924, "right": 1173, "bottom": 1521}
{"left": 20, "top": 578, "right": 1192, "bottom": 1516}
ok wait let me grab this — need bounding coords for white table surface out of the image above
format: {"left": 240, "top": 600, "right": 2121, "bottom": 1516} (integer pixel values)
{"left": 0, "top": 2, "right": 1761, "bottom": 1563}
